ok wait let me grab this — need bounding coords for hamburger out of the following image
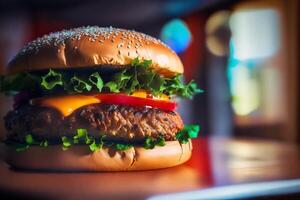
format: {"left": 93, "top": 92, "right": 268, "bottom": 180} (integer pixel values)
{"left": 0, "top": 26, "right": 201, "bottom": 171}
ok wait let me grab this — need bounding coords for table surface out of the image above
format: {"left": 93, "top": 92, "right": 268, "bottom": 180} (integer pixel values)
{"left": 0, "top": 137, "right": 300, "bottom": 200}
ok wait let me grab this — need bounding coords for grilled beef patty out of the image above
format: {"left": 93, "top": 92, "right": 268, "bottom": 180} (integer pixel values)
{"left": 5, "top": 104, "right": 183, "bottom": 143}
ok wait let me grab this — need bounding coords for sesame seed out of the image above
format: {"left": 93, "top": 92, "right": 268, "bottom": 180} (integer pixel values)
{"left": 117, "top": 43, "right": 123, "bottom": 48}
{"left": 16, "top": 26, "right": 174, "bottom": 56}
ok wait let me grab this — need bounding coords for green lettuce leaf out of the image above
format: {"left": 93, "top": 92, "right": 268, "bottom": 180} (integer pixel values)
{"left": 89, "top": 72, "right": 103, "bottom": 92}
{"left": 176, "top": 125, "right": 200, "bottom": 144}
{"left": 1, "top": 58, "right": 202, "bottom": 99}
{"left": 178, "top": 80, "right": 203, "bottom": 99}
{"left": 156, "top": 135, "right": 166, "bottom": 147}
{"left": 39, "top": 139, "right": 48, "bottom": 147}
{"left": 164, "top": 75, "right": 203, "bottom": 98}
{"left": 150, "top": 74, "right": 165, "bottom": 95}
{"left": 15, "top": 134, "right": 34, "bottom": 152}
{"left": 61, "top": 136, "right": 72, "bottom": 150}
{"left": 73, "top": 128, "right": 93, "bottom": 144}
{"left": 41, "top": 69, "right": 63, "bottom": 90}
{"left": 112, "top": 69, "right": 131, "bottom": 89}
{"left": 143, "top": 135, "right": 166, "bottom": 149}
{"left": 71, "top": 76, "right": 92, "bottom": 93}
{"left": 131, "top": 58, "right": 152, "bottom": 68}
{"left": 126, "top": 74, "right": 139, "bottom": 94}
{"left": 143, "top": 137, "right": 156, "bottom": 149}
{"left": 25, "top": 134, "right": 34, "bottom": 144}
{"left": 104, "top": 81, "right": 120, "bottom": 93}
{"left": 8, "top": 125, "right": 200, "bottom": 152}
{"left": 114, "top": 143, "right": 133, "bottom": 151}
{"left": 89, "top": 140, "right": 102, "bottom": 152}
{"left": 131, "top": 57, "right": 140, "bottom": 66}
{"left": 1, "top": 72, "right": 40, "bottom": 93}
{"left": 15, "top": 144, "right": 29, "bottom": 152}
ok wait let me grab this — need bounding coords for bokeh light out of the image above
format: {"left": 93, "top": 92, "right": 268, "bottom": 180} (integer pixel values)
{"left": 160, "top": 19, "right": 192, "bottom": 53}
{"left": 229, "top": 9, "right": 280, "bottom": 60}
{"left": 205, "top": 10, "right": 231, "bottom": 56}
{"left": 227, "top": 9, "right": 281, "bottom": 117}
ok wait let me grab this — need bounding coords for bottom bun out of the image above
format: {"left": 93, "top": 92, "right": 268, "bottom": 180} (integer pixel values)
{"left": 5, "top": 140, "right": 192, "bottom": 171}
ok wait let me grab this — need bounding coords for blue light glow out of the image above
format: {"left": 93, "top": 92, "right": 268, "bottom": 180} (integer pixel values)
{"left": 160, "top": 19, "right": 192, "bottom": 53}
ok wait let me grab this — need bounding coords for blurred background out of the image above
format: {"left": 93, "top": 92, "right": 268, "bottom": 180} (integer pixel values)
{"left": 0, "top": 0, "right": 299, "bottom": 143}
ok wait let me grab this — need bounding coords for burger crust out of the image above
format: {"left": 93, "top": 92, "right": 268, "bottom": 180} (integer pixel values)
{"left": 7, "top": 26, "right": 183, "bottom": 77}
{"left": 5, "top": 140, "right": 192, "bottom": 171}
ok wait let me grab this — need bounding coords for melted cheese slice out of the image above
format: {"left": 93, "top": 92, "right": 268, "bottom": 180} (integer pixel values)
{"left": 131, "top": 90, "right": 147, "bottom": 98}
{"left": 32, "top": 91, "right": 169, "bottom": 117}
{"left": 131, "top": 90, "right": 170, "bottom": 101}
{"left": 31, "top": 95, "right": 101, "bottom": 117}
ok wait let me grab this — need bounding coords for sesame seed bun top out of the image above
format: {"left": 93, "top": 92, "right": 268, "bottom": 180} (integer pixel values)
{"left": 7, "top": 26, "right": 184, "bottom": 77}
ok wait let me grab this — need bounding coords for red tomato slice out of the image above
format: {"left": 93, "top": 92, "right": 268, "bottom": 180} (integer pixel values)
{"left": 95, "top": 93, "right": 176, "bottom": 111}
